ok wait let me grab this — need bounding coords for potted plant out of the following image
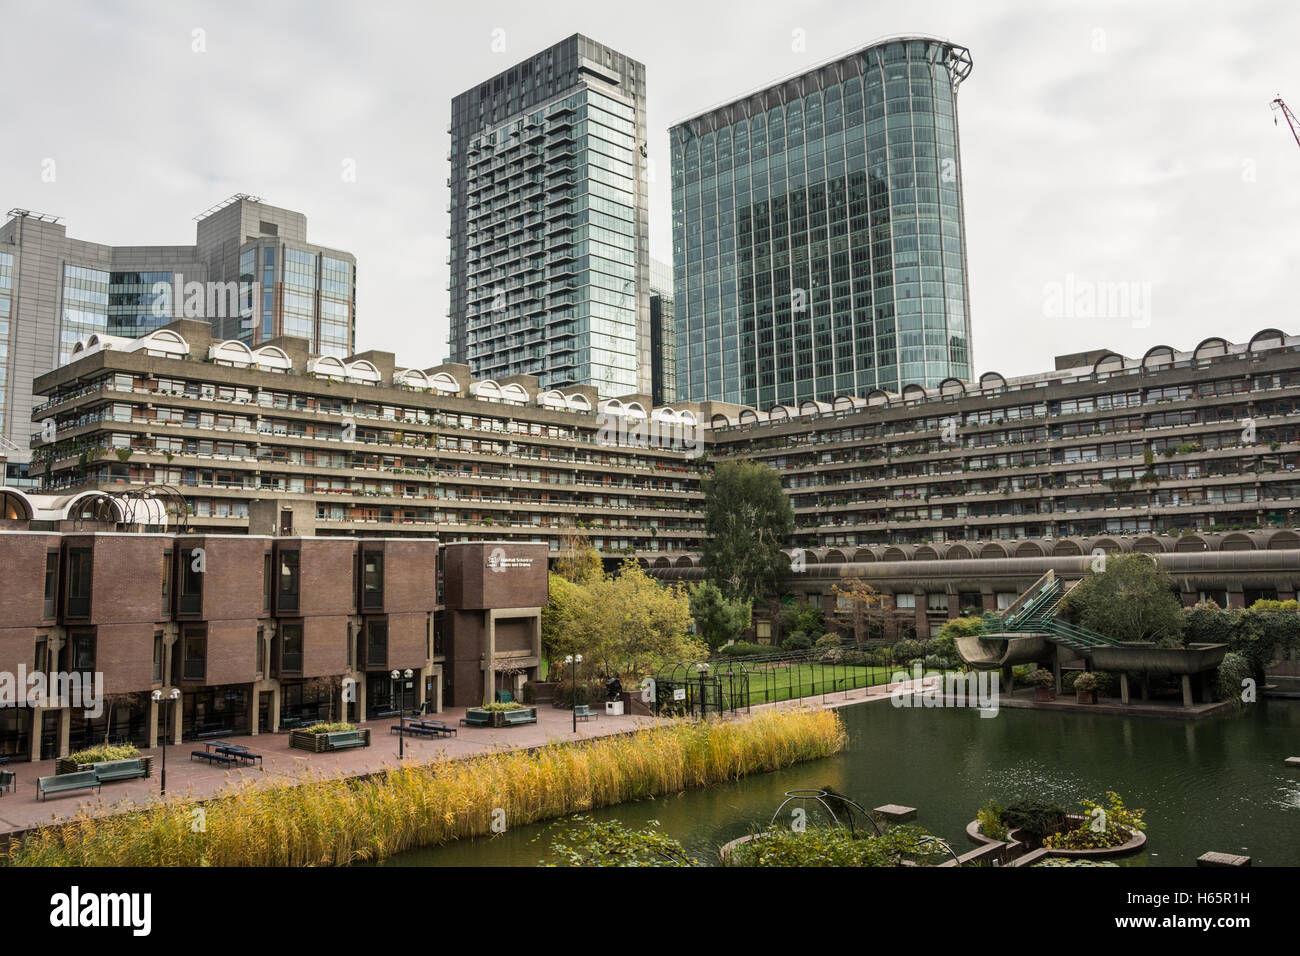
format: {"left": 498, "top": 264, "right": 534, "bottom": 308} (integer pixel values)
{"left": 1074, "top": 671, "right": 1099, "bottom": 704}
{"left": 1031, "top": 667, "right": 1056, "bottom": 701}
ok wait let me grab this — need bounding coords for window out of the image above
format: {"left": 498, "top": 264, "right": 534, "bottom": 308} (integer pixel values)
{"left": 43, "top": 551, "right": 58, "bottom": 618}
{"left": 262, "top": 552, "right": 272, "bottom": 611}
{"left": 153, "top": 630, "right": 164, "bottom": 682}
{"left": 277, "top": 550, "right": 300, "bottom": 613}
{"left": 69, "top": 629, "right": 95, "bottom": 675}
{"left": 894, "top": 593, "right": 916, "bottom": 609}
{"left": 927, "top": 593, "right": 948, "bottom": 611}
{"left": 365, "top": 618, "right": 388, "bottom": 668}
{"left": 162, "top": 549, "right": 173, "bottom": 615}
{"left": 361, "top": 550, "right": 384, "bottom": 610}
{"left": 281, "top": 622, "right": 304, "bottom": 674}
{"left": 35, "top": 637, "right": 48, "bottom": 675}
{"left": 182, "top": 628, "right": 207, "bottom": 681}
{"left": 256, "top": 625, "right": 266, "bottom": 677}
{"left": 65, "top": 547, "right": 92, "bottom": 618}
{"left": 179, "top": 547, "right": 203, "bottom": 614}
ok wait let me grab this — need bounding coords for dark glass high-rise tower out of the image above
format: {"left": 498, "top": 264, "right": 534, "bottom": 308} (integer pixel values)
{"left": 669, "top": 36, "right": 973, "bottom": 407}
{"left": 448, "top": 34, "right": 650, "bottom": 397}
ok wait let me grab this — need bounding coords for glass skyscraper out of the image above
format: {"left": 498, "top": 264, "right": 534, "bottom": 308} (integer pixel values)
{"left": 670, "top": 36, "right": 973, "bottom": 407}
{"left": 448, "top": 34, "right": 650, "bottom": 397}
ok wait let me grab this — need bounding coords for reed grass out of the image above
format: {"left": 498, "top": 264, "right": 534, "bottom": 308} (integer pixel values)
{"left": 8, "top": 707, "right": 846, "bottom": 867}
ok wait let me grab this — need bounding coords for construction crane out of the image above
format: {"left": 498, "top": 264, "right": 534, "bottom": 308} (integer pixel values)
{"left": 1272, "top": 96, "right": 1300, "bottom": 151}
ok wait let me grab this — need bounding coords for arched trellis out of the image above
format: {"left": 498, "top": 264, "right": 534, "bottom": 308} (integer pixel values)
{"left": 69, "top": 484, "right": 189, "bottom": 531}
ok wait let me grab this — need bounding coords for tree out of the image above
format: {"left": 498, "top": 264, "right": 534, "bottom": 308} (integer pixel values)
{"left": 554, "top": 527, "right": 603, "bottom": 585}
{"left": 701, "top": 460, "right": 794, "bottom": 603}
{"left": 830, "top": 579, "right": 886, "bottom": 643}
{"left": 688, "top": 581, "right": 752, "bottom": 651}
{"left": 1069, "top": 553, "right": 1184, "bottom": 645}
{"left": 541, "top": 560, "right": 703, "bottom": 679}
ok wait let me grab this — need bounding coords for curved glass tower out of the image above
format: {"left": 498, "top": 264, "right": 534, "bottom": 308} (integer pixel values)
{"left": 669, "top": 37, "right": 973, "bottom": 407}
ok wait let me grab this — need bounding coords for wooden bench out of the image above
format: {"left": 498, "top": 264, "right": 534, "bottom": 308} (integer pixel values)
{"left": 502, "top": 709, "right": 537, "bottom": 726}
{"left": 324, "top": 730, "right": 367, "bottom": 751}
{"left": 391, "top": 722, "right": 435, "bottom": 737}
{"left": 574, "top": 704, "right": 598, "bottom": 722}
{"left": 422, "top": 721, "right": 457, "bottom": 737}
{"left": 93, "top": 758, "right": 148, "bottom": 782}
{"left": 191, "top": 749, "right": 237, "bottom": 767}
{"left": 37, "top": 770, "right": 101, "bottom": 801}
{"left": 0, "top": 769, "right": 14, "bottom": 795}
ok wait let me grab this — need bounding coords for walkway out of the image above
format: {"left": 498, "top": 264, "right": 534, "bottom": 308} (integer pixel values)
{"left": 0, "top": 704, "right": 657, "bottom": 836}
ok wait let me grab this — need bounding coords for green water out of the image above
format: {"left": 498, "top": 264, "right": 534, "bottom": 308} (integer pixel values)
{"left": 380, "top": 699, "right": 1300, "bottom": 867}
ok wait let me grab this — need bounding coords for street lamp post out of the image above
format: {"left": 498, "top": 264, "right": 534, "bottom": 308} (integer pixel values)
{"left": 392, "top": 668, "right": 414, "bottom": 759}
{"left": 565, "top": 654, "right": 583, "bottom": 734}
{"left": 151, "top": 687, "right": 180, "bottom": 796}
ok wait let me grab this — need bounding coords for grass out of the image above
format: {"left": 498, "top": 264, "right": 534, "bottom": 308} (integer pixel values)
{"left": 7, "top": 708, "right": 847, "bottom": 867}
{"left": 743, "top": 663, "right": 905, "bottom": 706}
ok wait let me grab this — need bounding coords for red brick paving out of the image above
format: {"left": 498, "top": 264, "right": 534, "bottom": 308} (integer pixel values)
{"left": 0, "top": 703, "right": 660, "bottom": 835}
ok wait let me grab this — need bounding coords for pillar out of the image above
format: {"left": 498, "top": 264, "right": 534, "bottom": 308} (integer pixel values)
{"left": 1052, "top": 647, "right": 1063, "bottom": 696}
{"left": 1181, "top": 674, "right": 1194, "bottom": 708}
{"left": 31, "top": 705, "right": 45, "bottom": 761}
{"left": 269, "top": 683, "right": 282, "bottom": 732}
{"left": 250, "top": 686, "right": 260, "bottom": 736}
{"left": 483, "top": 609, "right": 497, "bottom": 705}
{"left": 58, "top": 707, "right": 71, "bottom": 758}
{"left": 147, "top": 697, "right": 159, "bottom": 748}
{"left": 171, "top": 693, "right": 183, "bottom": 744}
{"left": 1119, "top": 672, "right": 1130, "bottom": 705}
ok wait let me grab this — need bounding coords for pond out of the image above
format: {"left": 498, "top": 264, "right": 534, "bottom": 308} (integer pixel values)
{"left": 379, "top": 698, "right": 1300, "bottom": 867}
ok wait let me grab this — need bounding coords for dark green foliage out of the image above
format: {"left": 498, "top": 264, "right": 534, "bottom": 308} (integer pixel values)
{"left": 701, "top": 460, "right": 794, "bottom": 602}
{"left": 999, "top": 799, "right": 1069, "bottom": 841}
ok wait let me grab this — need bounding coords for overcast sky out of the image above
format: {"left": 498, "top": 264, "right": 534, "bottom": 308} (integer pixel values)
{"left": 3, "top": 0, "right": 1297, "bottom": 381}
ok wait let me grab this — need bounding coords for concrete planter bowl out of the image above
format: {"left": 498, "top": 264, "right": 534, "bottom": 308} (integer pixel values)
{"left": 967, "top": 814, "right": 1146, "bottom": 859}
{"left": 56, "top": 754, "right": 154, "bottom": 777}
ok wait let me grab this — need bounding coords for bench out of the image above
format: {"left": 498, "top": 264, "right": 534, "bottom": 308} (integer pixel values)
{"left": 574, "top": 705, "right": 598, "bottom": 722}
{"left": 0, "top": 769, "right": 13, "bottom": 794}
{"left": 459, "top": 712, "right": 492, "bottom": 728}
{"left": 93, "top": 758, "right": 148, "bottom": 782}
{"left": 391, "top": 722, "right": 434, "bottom": 737}
{"left": 373, "top": 708, "right": 402, "bottom": 719}
{"left": 422, "top": 721, "right": 457, "bottom": 737}
{"left": 502, "top": 709, "right": 537, "bottom": 726}
{"left": 325, "top": 731, "right": 367, "bottom": 751}
{"left": 195, "top": 727, "right": 233, "bottom": 740}
{"left": 191, "top": 750, "right": 237, "bottom": 767}
{"left": 37, "top": 770, "right": 102, "bottom": 801}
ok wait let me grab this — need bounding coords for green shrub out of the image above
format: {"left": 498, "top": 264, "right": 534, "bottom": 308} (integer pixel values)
{"left": 68, "top": 743, "right": 140, "bottom": 764}
{"left": 976, "top": 801, "right": 1009, "bottom": 841}
{"left": 892, "top": 639, "right": 926, "bottom": 662}
{"left": 1215, "top": 651, "right": 1252, "bottom": 704}
{"left": 719, "top": 641, "right": 770, "bottom": 657}
{"left": 724, "top": 824, "right": 945, "bottom": 867}
{"left": 552, "top": 679, "right": 606, "bottom": 708}
{"left": 302, "top": 722, "right": 355, "bottom": 735}
{"left": 1073, "top": 672, "right": 1099, "bottom": 692}
{"left": 479, "top": 701, "right": 527, "bottom": 712}
{"left": 1000, "top": 799, "right": 1069, "bottom": 841}
{"left": 814, "top": 633, "right": 841, "bottom": 648}
{"left": 1043, "top": 792, "right": 1145, "bottom": 850}
{"left": 1030, "top": 668, "right": 1055, "bottom": 688}
{"left": 782, "top": 631, "right": 813, "bottom": 651}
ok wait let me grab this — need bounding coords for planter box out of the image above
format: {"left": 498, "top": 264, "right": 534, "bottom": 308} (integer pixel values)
{"left": 289, "top": 728, "right": 371, "bottom": 752}
{"left": 467, "top": 707, "right": 536, "bottom": 727}
{"left": 57, "top": 755, "right": 154, "bottom": 778}
{"left": 1034, "top": 687, "right": 1056, "bottom": 702}
{"left": 1076, "top": 690, "right": 1097, "bottom": 704}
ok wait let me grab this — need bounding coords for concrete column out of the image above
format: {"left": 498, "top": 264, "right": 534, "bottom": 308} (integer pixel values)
{"left": 1227, "top": 591, "right": 1245, "bottom": 610}
{"left": 58, "top": 708, "right": 71, "bottom": 758}
{"left": 1119, "top": 672, "right": 1130, "bottom": 705}
{"left": 269, "top": 683, "right": 281, "bottom": 732}
{"left": 171, "top": 693, "right": 182, "bottom": 744}
{"left": 355, "top": 678, "right": 365, "bottom": 723}
{"left": 1181, "top": 674, "right": 1194, "bottom": 708}
{"left": 249, "top": 686, "right": 260, "bottom": 736}
{"left": 483, "top": 609, "right": 497, "bottom": 705}
{"left": 416, "top": 670, "right": 427, "bottom": 713}
{"left": 31, "top": 706, "right": 45, "bottom": 761}
{"left": 1053, "top": 647, "right": 1063, "bottom": 696}
{"left": 147, "top": 697, "right": 159, "bottom": 748}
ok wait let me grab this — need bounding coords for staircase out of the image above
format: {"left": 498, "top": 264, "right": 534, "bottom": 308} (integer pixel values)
{"left": 986, "top": 572, "right": 1119, "bottom": 653}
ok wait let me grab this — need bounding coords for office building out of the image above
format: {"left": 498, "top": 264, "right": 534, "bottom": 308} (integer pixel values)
{"left": 0, "top": 198, "right": 356, "bottom": 466}
{"left": 670, "top": 36, "right": 974, "bottom": 406}
{"left": 447, "top": 34, "right": 650, "bottom": 397}
{"left": 650, "top": 257, "right": 676, "bottom": 405}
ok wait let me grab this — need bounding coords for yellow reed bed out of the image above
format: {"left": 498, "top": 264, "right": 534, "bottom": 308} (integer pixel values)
{"left": 9, "top": 707, "right": 846, "bottom": 867}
